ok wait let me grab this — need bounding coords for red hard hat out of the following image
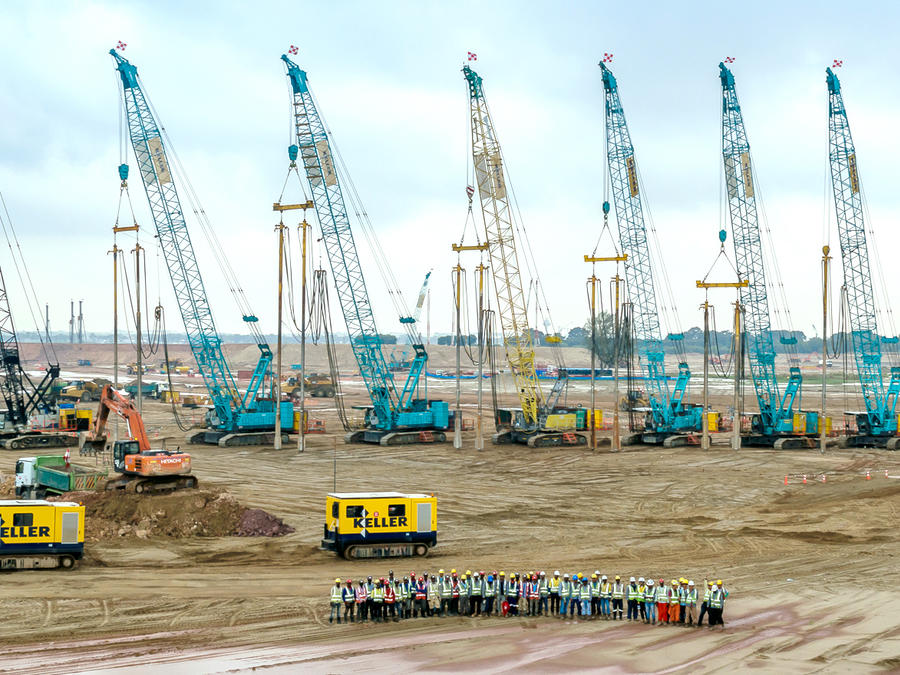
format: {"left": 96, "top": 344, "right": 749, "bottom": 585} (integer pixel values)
{"left": 346, "top": 579, "right": 352, "bottom": 584}
{"left": 419, "top": 576, "right": 425, "bottom": 581}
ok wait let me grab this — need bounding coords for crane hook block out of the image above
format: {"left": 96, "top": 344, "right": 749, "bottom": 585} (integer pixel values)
{"left": 118, "top": 164, "right": 129, "bottom": 181}
{"left": 602, "top": 201, "right": 610, "bottom": 215}
{"left": 288, "top": 145, "right": 298, "bottom": 162}
{"left": 243, "top": 315, "right": 259, "bottom": 323}
{"left": 718, "top": 229, "right": 727, "bottom": 243}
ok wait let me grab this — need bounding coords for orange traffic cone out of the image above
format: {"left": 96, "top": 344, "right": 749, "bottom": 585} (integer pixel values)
{"left": 866, "top": 470, "right": 871, "bottom": 480}
{"left": 802, "top": 474, "right": 807, "bottom": 484}
{"left": 784, "top": 475, "right": 788, "bottom": 485}
{"left": 821, "top": 474, "right": 827, "bottom": 483}
{"left": 885, "top": 469, "right": 890, "bottom": 479}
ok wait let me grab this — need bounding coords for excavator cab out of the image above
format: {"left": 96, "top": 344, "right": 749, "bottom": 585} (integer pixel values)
{"left": 112, "top": 440, "right": 141, "bottom": 473}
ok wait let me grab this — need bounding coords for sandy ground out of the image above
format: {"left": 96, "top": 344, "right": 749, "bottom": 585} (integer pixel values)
{"left": 0, "top": 345, "right": 898, "bottom": 673}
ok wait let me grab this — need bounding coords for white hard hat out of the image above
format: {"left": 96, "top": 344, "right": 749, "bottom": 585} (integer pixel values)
{"left": 647, "top": 579, "right": 655, "bottom": 585}
{"left": 629, "top": 576, "right": 636, "bottom": 582}
{"left": 554, "top": 570, "right": 560, "bottom": 576}
{"left": 689, "top": 580, "right": 695, "bottom": 586}
{"left": 601, "top": 575, "right": 607, "bottom": 580}
{"left": 594, "top": 570, "right": 600, "bottom": 576}
{"left": 563, "top": 573, "right": 569, "bottom": 578}
{"left": 638, "top": 577, "right": 645, "bottom": 582}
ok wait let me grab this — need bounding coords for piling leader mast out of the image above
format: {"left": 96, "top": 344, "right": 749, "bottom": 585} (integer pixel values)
{"left": 281, "top": 55, "right": 448, "bottom": 445}
{"left": 111, "top": 51, "right": 292, "bottom": 446}
{"left": 599, "top": 62, "right": 702, "bottom": 446}
{"left": 826, "top": 67, "right": 900, "bottom": 447}
{"left": 462, "top": 65, "right": 585, "bottom": 447}
{"left": 719, "top": 63, "right": 815, "bottom": 449}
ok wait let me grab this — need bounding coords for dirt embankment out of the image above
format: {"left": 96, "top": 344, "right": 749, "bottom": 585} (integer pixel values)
{"left": 0, "top": 479, "right": 294, "bottom": 540}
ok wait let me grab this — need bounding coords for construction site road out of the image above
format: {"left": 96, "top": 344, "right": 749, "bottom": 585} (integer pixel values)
{"left": 1, "top": 431, "right": 898, "bottom": 672}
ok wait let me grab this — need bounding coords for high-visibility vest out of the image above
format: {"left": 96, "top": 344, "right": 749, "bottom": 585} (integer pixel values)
{"left": 669, "top": 587, "right": 680, "bottom": 604}
{"left": 709, "top": 589, "right": 723, "bottom": 609}
{"left": 373, "top": 586, "right": 385, "bottom": 602}
{"left": 459, "top": 579, "right": 468, "bottom": 596}
{"left": 600, "top": 582, "right": 611, "bottom": 598}
{"left": 679, "top": 587, "right": 687, "bottom": 605}
{"left": 473, "top": 578, "right": 485, "bottom": 595}
{"left": 384, "top": 586, "right": 395, "bottom": 603}
{"left": 539, "top": 579, "right": 549, "bottom": 597}
{"left": 416, "top": 583, "right": 427, "bottom": 600}
{"left": 703, "top": 587, "right": 711, "bottom": 603}
{"left": 686, "top": 589, "right": 697, "bottom": 605}
{"left": 580, "top": 584, "right": 591, "bottom": 600}
{"left": 330, "top": 586, "right": 342, "bottom": 603}
{"left": 484, "top": 581, "right": 496, "bottom": 597}
{"left": 507, "top": 581, "right": 518, "bottom": 597}
{"left": 356, "top": 586, "right": 368, "bottom": 603}
{"left": 637, "top": 585, "right": 646, "bottom": 602}
{"left": 451, "top": 580, "right": 460, "bottom": 598}
{"left": 612, "top": 583, "right": 624, "bottom": 599}
{"left": 654, "top": 586, "right": 666, "bottom": 603}
{"left": 550, "top": 577, "right": 561, "bottom": 592}
{"left": 559, "top": 581, "right": 570, "bottom": 598}
{"left": 626, "top": 585, "right": 638, "bottom": 601}
{"left": 440, "top": 579, "right": 452, "bottom": 598}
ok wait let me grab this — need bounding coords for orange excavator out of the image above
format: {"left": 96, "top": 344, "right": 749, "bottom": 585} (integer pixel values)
{"left": 82, "top": 384, "right": 198, "bottom": 494}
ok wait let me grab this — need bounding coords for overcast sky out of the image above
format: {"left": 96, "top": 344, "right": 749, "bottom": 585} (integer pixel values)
{"left": 1, "top": 0, "right": 899, "bottom": 345}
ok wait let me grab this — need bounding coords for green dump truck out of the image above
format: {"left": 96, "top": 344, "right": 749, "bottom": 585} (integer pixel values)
{"left": 14, "top": 456, "right": 109, "bottom": 499}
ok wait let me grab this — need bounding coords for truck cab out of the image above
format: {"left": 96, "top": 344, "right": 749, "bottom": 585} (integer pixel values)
{"left": 14, "top": 457, "right": 37, "bottom": 498}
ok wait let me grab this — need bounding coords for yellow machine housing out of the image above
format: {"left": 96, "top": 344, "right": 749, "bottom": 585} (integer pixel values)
{"left": 322, "top": 492, "right": 437, "bottom": 559}
{"left": 0, "top": 500, "right": 84, "bottom": 570}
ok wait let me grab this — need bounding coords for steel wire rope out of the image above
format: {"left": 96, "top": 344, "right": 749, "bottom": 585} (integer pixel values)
{"left": 0, "top": 193, "right": 56, "bottom": 365}
{"left": 749, "top": 161, "right": 801, "bottom": 367}
{"left": 477, "top": 94, "right": 565, "bottom": 371}
{"left": 139, "top": 82, "right": 263, "bottom": 345}
{"left": 310, "top": 92, "right": 417, "bottom": 346}
{"left": 308, "top": 268, "right": 349, "bottom": 431}
{"left": 158, "top": 306, "right": 194, "bottom": 432}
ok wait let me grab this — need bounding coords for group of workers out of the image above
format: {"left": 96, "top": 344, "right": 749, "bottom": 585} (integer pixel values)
{"left": 328, "top": 568, "right": 729, "bottom": 628}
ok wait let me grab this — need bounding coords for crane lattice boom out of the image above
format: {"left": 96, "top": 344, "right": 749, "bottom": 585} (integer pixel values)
{"left": 826, "top": 67, "right": 900, "bottom": 436}
{"left": 599, "top": 63, "right": 697, "bottom": 435}
{"left": 463, "top": 66, "right": 541, "bottom": 426}
{"left": 719, "top": 63, "right": 801, "bottom": 436}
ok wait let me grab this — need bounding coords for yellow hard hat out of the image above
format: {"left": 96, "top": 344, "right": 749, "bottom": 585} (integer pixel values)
{"left": 716, "top": 579, "right": 723, "bottom": 585}
{"left": 671, "top": 579, "right": 678, "bottom": 585}
{"left": 466, "top": 570, "right": 472, "bottom": 575}
{"left": 614, "top": 575, "right": 620, "bottom": 580}
{"left": 591, "top": 574, "right": 597, "bottom": 579}
{"left": 461, "top": 574, "right": 467, "bottom": 579}
{"left": 438, "top": 569, "right": 445, "bottom": 574}
{"left": 680, "top": 577, "right": 688, "bottom": 584}
{"left": 334, "top": 578, "right": 341, "bottom": 583}
{"left": 451, "top": 569, "right": 457, "bottom": 574}
{"left": 499, "top": 571, "right": 505, "bottom": 576}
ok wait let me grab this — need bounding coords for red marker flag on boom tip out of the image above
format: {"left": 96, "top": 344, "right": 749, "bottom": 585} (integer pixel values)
{"left": 467, "top": 51, "right": 477, "bottom": 61}
{"left": 116, "top": 41, "right": 127, "bottom": 51}
{"left": 601, "top": 53, "right": 613, "bottom": 63}
{"left": 724, "top": 56, "right": 735, "bottom": 63}
{"left": 833, "top": 59, "right": 843, "bottom": 68}
{"left": 288, "top": 45, "right": 299, "bottom": 55}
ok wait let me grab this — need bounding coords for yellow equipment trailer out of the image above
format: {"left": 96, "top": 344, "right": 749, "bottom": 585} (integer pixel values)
{"left": 322, "top": 492, "right": 437, "bottom": 559}
{"left": 0, "top": 500, "right": 85, "bottom": 570}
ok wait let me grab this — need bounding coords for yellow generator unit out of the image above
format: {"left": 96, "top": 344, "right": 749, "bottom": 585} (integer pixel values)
{"left": 322, "top": 492, "right": 437, "bottom": 560}
{"left": 0, "top": 500, "right": 85, "bottom": 570}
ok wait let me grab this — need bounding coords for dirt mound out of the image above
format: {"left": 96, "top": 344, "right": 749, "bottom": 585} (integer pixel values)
{"left": 236, "top": 508, "right": 295, "bottom": 537}
{"left": 0, "top": 474, "right": 13, "bottom": 497}
{"left": 49, "top": 488, "right": 292, "bottom": 541}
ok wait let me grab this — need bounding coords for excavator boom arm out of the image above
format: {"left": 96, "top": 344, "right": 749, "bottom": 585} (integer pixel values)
{"left": 90, "top": 385, "right": 151, "bottom": 452}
